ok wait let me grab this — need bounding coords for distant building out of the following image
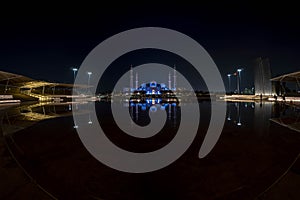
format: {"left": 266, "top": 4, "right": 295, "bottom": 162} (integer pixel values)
{"left": 254, "top": 57, "right": 272, "bottom": 96}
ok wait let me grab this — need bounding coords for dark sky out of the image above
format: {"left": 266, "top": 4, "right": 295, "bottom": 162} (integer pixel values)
{"left": 0, "top": 2, "right": 299, "bottom": 91}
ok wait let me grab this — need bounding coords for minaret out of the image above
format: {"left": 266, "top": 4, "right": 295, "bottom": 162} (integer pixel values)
{"left": 135, "top": 72, "right": 138, "bottom": 89}
{"left": 173, "top": 65, "right": 177, "bottom": 91}
{"left": 130, "top": 65, "right": 133, "bottom": 93}
{"left": 168, "top": 72, "right": 172, "bottom": 90}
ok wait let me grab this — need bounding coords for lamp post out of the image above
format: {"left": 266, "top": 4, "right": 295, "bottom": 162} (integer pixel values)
{"left": 237, "top": 68, "right": 243, "bottom": 94}
{"left": 72, "top": 68, "right": 78, "bottom": 97}
{"left": 87, "top": 72, "right": 92, "bottom": 86}
{"left": 227, "top": 74, "right": 231, "bottom": 93}
{"left": 72, "top": 68, "right": 78, "bottom": 82}
{"left": 87, "top": 71, "right": 92, "bottom": 95}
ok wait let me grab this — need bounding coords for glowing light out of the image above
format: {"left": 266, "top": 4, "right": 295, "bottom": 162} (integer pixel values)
{"left": 150, "top": 81, "right": 157, "bottom": 87}
{"left": 150, "top": 106, "right": 157, "bottom": 112}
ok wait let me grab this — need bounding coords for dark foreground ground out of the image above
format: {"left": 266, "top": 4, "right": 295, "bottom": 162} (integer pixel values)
{"left": 1, "top": 113, "right": 300, "bottom": 200}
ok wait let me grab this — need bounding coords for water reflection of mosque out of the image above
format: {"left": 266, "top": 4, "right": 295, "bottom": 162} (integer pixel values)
{"left": 129, "top": 100, "right": 178, "bottom": 124}
{"left": 127, "top": 81, "right": 179, "bottom": 125}
{"left": 130, "top": 81, "right": 178, "bottom": 103}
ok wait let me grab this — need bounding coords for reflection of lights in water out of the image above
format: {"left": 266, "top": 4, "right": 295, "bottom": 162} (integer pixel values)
{"left": 128, "top": 94, "right": 178, "bottom": 122}
{"left": 236, "top": 102, "right": 242, "bottom": 127}
{"left": 135, "top": 104, "right": 138, "bottom": 121}
{"left": 226, "top": 102, "right": 245, "bottom": 126}
{"left": 69, "top": 104, "right": 72, "bottom": 110}
{"left": 173, "top": 103, "right": 176, "bottom": 125}
{"left": 227, "top": 103, "right": 232, "bottom": 121}
{"left": 168, "top": 104, "right": 171, "bottom": 120}
{"left": 150, "top": 106, "right": 157, "bottom": 112}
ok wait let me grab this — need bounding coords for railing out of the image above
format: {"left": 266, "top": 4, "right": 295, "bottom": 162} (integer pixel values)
{"left": 0, "top": 95, "right": 21, "bottom": 104}
{"left": 20, "top": 91, "right": 53, "bottom": 102}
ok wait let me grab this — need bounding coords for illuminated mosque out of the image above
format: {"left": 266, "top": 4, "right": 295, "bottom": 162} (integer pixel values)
{"left": 127, "top": 66, "right": 177, "bottom": 94}
{"left": 128, "top": 66, "right": 179, "bottom": 105}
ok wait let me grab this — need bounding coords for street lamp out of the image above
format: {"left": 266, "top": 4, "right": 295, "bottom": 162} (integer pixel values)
{"left": 87, "top": 71, "right": 92, "bottom": 86}
{"left": 72, "top": 68, "right": 78, "bottom": 82}
{"left": 227, "top": 74, "right": 231, "bottom": 93}
{"left": 237, "top": 68, "right": 243, "bottom": 94}
{"left": 87, "top": 71, "right": 92, "bottom": 94}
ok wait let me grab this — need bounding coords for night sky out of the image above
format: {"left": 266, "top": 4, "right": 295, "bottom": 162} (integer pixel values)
{"left": 1, "top": 2, "right": 299, "bottom": 91}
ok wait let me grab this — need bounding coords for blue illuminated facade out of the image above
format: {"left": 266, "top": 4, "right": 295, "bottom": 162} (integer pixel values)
{"left": 129, "top": 81, "right": 179, "bottom": 107}
{"left": 135, "top": 81, "right": 169, "bottom": 95}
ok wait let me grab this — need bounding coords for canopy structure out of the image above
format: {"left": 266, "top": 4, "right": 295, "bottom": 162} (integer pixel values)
{"left": 0, "top": 70, "right": 89, "bottom": 89}
{"left": 271, "top": 70, "right": 300, "bottom": 97}
{"left": 0, "top": 70, "right": 93, "bottom": 102}
{"left": 271, "top": 71, "right": 300, "bottom": 83}
{"left": 0, "top": 70, "right": 33, "bottom": 85}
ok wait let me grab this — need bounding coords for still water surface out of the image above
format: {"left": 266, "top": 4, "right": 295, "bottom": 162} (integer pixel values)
{"left": 0, "top": 99, "right": 300, "bottom": 199}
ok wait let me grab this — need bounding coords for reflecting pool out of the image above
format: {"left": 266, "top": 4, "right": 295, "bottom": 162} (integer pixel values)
{"left": 0, "top": 99, "right": 300, "bottom": 199}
